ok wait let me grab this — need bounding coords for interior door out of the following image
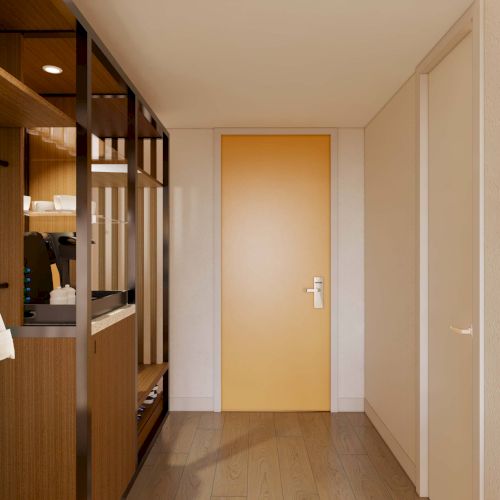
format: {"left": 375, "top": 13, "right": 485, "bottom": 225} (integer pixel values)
{"left": 428, "top": 33, "right": 474, "bottom": 500}
{"left": 221, "top": 135, "right": 330, "bottom": 411}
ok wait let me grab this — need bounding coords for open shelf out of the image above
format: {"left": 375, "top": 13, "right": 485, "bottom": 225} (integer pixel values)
{"left": 137, "top": 362, "right": 168, "bottom": 406}
{"left": 137, "top": 393, "right": 164, "bottom": 450}
{"left": 92, "top": 168, "right": 163, "bottom": 189}
{"left": 26, "top": 210, "right": 75, "bottom": 217}
{"left": 0, "top": 66, "right": 74, "bottom": 127}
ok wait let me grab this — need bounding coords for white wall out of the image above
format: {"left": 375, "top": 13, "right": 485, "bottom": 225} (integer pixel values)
{"left": 337, "top": 129, "right": 365, "bottom": 410}
{"left": 169, "top": 129, "right": 215, "bottom": 410}
{"left": 169, "top": 128, "right": 364, "bottom": 411}
{"left": 364, "top": 77, "right": 417, "bottom": 481}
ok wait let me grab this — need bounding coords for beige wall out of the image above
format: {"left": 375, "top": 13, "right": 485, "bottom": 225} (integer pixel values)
{"left": 364, "top": 77, "right": 417, "bottom": 479}
{"left": 485, "top": 0, "right": 500, "bottom": 496}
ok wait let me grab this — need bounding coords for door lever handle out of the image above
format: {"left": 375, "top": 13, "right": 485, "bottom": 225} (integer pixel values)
{"left": 305, "top": 288, "right": 318, "bottom": 293}
{"left": 449, "top": 325, "right": 473, "bottom": 336}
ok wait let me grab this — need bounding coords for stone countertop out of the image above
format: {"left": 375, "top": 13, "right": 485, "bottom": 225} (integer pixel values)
{"left": 91, "top": 304, "right": 136, "bottom": 336}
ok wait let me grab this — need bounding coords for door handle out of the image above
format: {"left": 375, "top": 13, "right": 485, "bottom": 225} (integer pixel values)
{"left": 304, "top": 277, "right": 323, "bottom": 309}
{"left": 449, "top": 325, "right": 473, "bottom": 336}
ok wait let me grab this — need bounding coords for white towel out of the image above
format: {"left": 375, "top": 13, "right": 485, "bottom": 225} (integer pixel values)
{"left": 0, "top": 313, "right": 15, "bottom": 361}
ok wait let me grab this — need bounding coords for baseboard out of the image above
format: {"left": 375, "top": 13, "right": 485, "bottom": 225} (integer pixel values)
{"left": 169, "top": 396, "right": 214, "bottom": 411}
{"left": 337, "top": 397, "right": 365, "bottom": 412}
{"left": 364, "top": 399, "right": 416, "bottom": 483}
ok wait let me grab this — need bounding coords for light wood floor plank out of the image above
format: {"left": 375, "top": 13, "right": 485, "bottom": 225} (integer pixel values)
{"left": 274, "top": 412, "right": 302, "bottom": 437}
{"left": 248, "top": 413, "right": 283, "bottom": 500}
{"left": 352, "top": 425, "right": 392, "bottom": 458}
{"left": 369, "top": 452, "right": 420, "bottom": 499}
{"left": 176, "top": 429, "right": 222, "bottom": 500}
{"left": 340, "top": 454, "right": 392, "bottom": 500}
{"left": 199, "top": 412, "right": 225, "bottom": 430}
{"left": 277, "top": 435, "right": 319, "bottom": 499}
{"left": 322, "top": 413, "right": 365, "bottom": 455}
{"left": 345, "top": 412, "right": 373, "bottom": 428}
{"left": 128, "top": 452, "right": 188, "bottom": 500}
{"left": 212, "top": 413, "right": 250, "bottom": 497}
{"left": 155, "top": 412, "right": 202, "bottom": 454}
{"left": 298, "top": 413, "right": 355, "bottom": 500}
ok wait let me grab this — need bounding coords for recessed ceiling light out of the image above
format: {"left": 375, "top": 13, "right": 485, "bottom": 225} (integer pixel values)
{"left": 42, "top": 65, "right": 63, "bottom": 75}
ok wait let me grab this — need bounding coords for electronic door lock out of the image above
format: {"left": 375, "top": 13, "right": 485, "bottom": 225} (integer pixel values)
{"left": 304, "top": 276, "right": 323, "bottom": 309}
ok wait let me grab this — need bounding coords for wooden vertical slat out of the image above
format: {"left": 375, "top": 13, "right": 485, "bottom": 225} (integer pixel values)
{"left": 156, "top": 137, "right": 163, "bottom": 184}
{"left": 98, "top": 188, "right": 106, "bottom": 290}
{"left": 91, "top": 187, "right": 100, "bottom": 290}
{"left": 143, "top": 187, "right": 151, "bottom": 364}
{"left": 104, "top": 187, "right": 112, "bottom": 290}
{"left": 111, "top": 187, "right": 119, "bottom": 289}
{"left": 150, "top": 138, "right": 157, "bottom": 179}
{"left": 156, "top": 188, "right": 164, "bottom": 363}
{"left": 137, "top": 187, "right": 144, "bottom": 363}
{"left": 118, "top": 187, "right": 126, "bottom": 290}
{"left": 150, "top": 188, "right": 157, "bottom": 362}
{"left": 143, "top": 138, "right": 151, "bottom": 174}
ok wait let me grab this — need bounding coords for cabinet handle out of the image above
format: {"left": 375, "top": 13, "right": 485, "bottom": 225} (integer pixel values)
{"left": 0, "top": 160, "right": 8, "bottom": 167}
{"left": 0, "top": 282, "right": 8, "bottom": 289}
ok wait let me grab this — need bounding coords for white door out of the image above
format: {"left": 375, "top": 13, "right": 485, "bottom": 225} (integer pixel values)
{"left": 428, "top": 33, "right": 474, "bottom": 500}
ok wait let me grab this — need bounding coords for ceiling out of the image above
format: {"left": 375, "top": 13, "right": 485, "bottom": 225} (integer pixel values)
{"left": 72, "top": 0, "right": 472, "bottom": 128}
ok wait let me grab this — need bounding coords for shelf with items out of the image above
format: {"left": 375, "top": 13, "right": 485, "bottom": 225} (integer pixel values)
{"left": 137, "top": 362, "right": 169, "bottom": 406}
{"left": 137, "top": 393, "right": 164, "bottom": 451}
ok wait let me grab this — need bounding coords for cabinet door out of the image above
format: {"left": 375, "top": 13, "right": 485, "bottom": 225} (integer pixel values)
{"left": 91, "top": 315, "right": 136, "bottom": 499}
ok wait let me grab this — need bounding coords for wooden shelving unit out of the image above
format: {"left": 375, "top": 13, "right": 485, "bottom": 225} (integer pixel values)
{"left": 0, "top": 66, "right": 74, "bottom": 127}
{"left": 137, "top": 362, "right": 169, "bottom": 406}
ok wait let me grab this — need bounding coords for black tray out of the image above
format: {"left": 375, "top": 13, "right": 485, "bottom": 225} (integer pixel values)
{"left": 24, "top": 290, "right": 128, "bottom": 325}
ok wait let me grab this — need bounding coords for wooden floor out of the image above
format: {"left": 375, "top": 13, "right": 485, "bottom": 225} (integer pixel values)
{"left": 127, "top": 411, "right": 424, "bottom": 500}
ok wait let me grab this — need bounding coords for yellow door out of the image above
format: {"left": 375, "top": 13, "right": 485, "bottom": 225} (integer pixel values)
{"left": 221, "top": 135, "right": 330, "bottom": 411}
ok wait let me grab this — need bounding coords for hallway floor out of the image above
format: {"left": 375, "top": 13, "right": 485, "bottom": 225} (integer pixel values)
{"left": 128, "top": 411, "right": 421, "bottom": 499}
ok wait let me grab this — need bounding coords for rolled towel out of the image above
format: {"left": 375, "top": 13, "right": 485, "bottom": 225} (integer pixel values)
{"left": 0, "top": 314, "right": 15, "bottom": 361}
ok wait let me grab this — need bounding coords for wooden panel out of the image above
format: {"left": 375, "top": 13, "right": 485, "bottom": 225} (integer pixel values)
{"left": 0, "top": 34, "right": 24, "bottom": 326}
{"left": 0, "top": 338, "right": 76, "bottom": 500}
{"left": 23, "top": 38, "right": 125, "bottom": 95}
{"left": 43, "top": 96, "right": 160, "bottom": 138}
{"left": 0, "top": 66, "right": 73, "bottom": 127}
{"left": 91, "top": 315, "right": 136, "bottom": 500}
{"left": 0, "top": 0, "right": 75, "bottom": 30}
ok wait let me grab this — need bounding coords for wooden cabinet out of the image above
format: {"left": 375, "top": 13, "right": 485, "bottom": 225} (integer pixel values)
{"left": 91, "top": 315, "right": 136, "bottom": 500}
{"left": 0, "top": 338, "right": 77, "bottom": 500}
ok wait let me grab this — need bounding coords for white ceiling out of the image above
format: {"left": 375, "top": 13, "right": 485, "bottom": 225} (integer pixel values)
{"left": 73, "top": 0, "right": 472, "bottom": 129}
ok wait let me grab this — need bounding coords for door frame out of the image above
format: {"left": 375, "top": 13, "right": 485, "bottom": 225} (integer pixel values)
{"left": 213, "top": 128, "right": 340, "bottom": 412}
{"left": 415, "top": 3, "right": 484, "bottom": 498}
